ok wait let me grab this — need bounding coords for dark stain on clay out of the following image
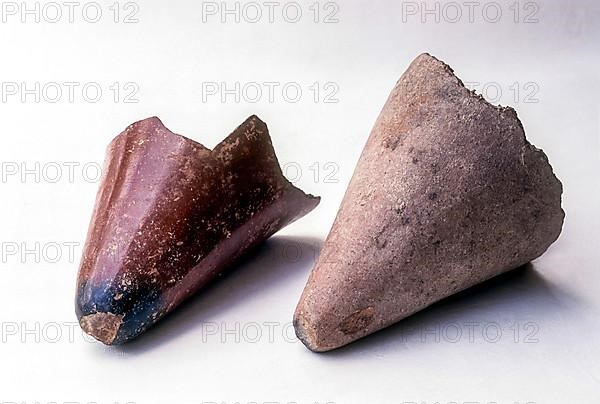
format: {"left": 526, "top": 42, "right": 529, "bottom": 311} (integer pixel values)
{"left": 339, "top": 307, "right": 376, "bottom": 335}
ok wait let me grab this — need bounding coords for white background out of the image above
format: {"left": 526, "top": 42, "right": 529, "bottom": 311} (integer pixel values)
{"left": 0, "top": 0, "right": 598, "bottom": 403}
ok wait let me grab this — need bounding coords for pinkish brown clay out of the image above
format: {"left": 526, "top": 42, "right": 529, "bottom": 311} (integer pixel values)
{"left": 294, "top": 53, "right": 564, "bottom": 352}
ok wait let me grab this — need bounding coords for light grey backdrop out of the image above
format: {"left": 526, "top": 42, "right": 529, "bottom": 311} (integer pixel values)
{"left": 0, "top": 0, "right": 598, "bottom": 403}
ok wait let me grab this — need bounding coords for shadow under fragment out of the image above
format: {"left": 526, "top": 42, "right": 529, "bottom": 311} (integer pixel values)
{"left": 319, "top": 263, "right": 576, "bottom": 357}
{"left": 105, "top": 235, "right": 321, "bottom": 355}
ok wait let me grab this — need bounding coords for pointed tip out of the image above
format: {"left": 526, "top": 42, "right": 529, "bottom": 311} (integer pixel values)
{"left": 246, "top": 114, "right": 264, "bottom": 123}
{"left": 246, "top": 114, "right": 268, "bottom": 133}
{"left": 79, "top": 312, "right": 124, "bottom": 345}
{"left": 293, "top": 314, "right": 324, "bottom": 352}
{"left": 214, "top": 114, "right": 272, "bottom": 156}
{"left": 133, "top": 116, "right": 164, "bottom": 127}
{"left": 293, "top": 310, "right": 334, "bottom": 353}
{"left": 411, "top": 52, "right": 438, "bottom": 66}
{"left": 413, "top": 52, "right": 453, "bottom": 73}
{"left": 118, "top": 116, "right": 167, "bottom": 138}
{"left": 242, "top": 115, "right": 270, "bottom": 137}
{"left": 308, "top": 194, "right": 322, "bottom": 212}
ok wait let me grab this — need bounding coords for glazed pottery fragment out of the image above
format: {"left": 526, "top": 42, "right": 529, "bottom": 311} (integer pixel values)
{"left": 77, "top": 115, "right": 319, "bottom": 344}
{"left": 294, "top": 53, "right": 564, "bottom": 352}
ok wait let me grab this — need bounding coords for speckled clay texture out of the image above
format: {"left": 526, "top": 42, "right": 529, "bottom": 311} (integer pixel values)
{"left": 76, "top": 115, "right": 320, "bottom": 344}
{"left": 294, "top": 53, "right": 564, "bottom": 352}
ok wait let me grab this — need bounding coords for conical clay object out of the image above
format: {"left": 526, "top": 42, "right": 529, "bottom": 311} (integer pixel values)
{"left": 77, "top": 115, "right": 319, "bottom": 344}
{"left": 294, "top": 53, "right": 564, "bottom": 352}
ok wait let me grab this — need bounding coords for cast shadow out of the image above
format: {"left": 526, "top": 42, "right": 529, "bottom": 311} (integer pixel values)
{"left": 102, "top": 234, "right": 320, "bottom": 355}
{"left": 320, "top": 263, "right": 576, "bottom": 357}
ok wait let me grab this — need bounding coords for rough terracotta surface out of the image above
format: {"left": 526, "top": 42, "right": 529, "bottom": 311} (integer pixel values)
{"left": 76, "top": 115, "right": 320, "bottom": 344}
{"left": 294, "top": 53, "right": 564, "bottom": 352}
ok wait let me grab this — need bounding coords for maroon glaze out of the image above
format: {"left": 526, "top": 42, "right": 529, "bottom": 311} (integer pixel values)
{"left": 76, "top": 115, "right": 319, "bottom": 344}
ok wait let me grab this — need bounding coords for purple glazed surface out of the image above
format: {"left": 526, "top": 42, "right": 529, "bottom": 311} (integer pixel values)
{"left": 76, "top": 115, "right": 319, "bottom": 344}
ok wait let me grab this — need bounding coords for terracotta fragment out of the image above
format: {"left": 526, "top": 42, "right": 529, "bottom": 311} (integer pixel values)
{"left": 76, "top": 115, "right": 319, "bottom": 345}
{"left": 294, "top": 53, "right": 564, "bottom": 352}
